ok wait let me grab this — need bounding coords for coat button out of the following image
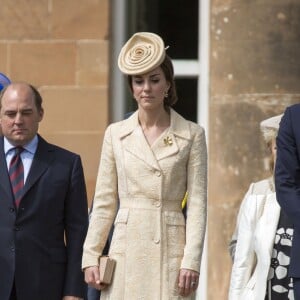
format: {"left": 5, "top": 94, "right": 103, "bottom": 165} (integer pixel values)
{"left": 154, "top": 239, "right": 160, "bottom": 244}
{"left": 155, "top": 171, "right": 161, "bottom": 177}
{"left": 154, "top": 201, "right": 161, "bottom": 207}
{"left": 11, "top": 246, "right": 15, "bottom": 252}
{"left": 14, "top": 226, "right": 20, "bottom": 231}
{"left": 9, "top": 207, "right": 15, "bottom": 213}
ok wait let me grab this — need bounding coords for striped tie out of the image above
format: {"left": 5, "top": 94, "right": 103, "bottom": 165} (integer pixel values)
{"left": 9, "top": 147, "right": 24, "bottom": 207}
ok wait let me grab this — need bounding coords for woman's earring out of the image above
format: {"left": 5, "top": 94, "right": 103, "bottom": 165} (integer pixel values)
{"left": 164, "top": 91, "right": 169, "bottom": 98}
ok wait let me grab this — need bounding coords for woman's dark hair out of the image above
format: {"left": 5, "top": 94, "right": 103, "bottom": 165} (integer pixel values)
{"left": 127, "top": 54, "right": 178, "bottom": 109}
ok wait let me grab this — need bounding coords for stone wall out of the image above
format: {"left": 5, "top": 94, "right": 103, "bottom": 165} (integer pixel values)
{"left": 209, "top": 0, "right": 300, "bottom": 298}
{"left": 0, "top": 0, "right": 109, "bottom": 203}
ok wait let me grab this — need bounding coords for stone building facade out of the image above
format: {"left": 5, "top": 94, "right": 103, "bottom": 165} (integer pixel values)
{"left": 0, "top": 0, "right": 109, "bottom": 200}
{"left": 210, "top": 0, "right": 300, "bottom": 298}
{"left": 0, "top": 0, "right": 299, "bottom": 299}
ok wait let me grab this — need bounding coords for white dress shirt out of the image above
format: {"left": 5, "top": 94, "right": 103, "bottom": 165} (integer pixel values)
{"left": 4, "top": 135, "right": 38, "bottom": 183}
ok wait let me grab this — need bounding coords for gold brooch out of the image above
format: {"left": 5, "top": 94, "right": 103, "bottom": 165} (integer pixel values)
{"left": 164, "top": 136, "right": 173, "bottom": 146}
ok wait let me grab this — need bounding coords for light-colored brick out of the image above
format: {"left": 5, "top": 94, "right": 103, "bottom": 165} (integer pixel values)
{"left": 10, "top": 42, "right": 77, "bottom": 86}
{"left": 0, "top": 0, "right": 49, "bottom": 39}
{"left": 51, "top": 0, "right": 109, "bottom": 39}
{"left": 39, "top": 86, "right": 108, "bottom": 132}
{"left": 0, "top": 44, "right": 8, "bottom": 74}
{"left": 77, "top": 41, "right": 108, "bottom": 86}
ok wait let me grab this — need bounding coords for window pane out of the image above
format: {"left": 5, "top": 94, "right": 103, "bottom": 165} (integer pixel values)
{"left": 124, "top": 79, "right": 198, "bottom": 123}
{"left": 174, "top": 79, "right": 198, "bottom": 122}
{"left": 128, "top": 0, "right": 198, "bottom": 59}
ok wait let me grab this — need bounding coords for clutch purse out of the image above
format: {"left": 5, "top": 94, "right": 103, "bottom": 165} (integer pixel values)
{"left": 99, "top": 255, "right": 116, "bottom": 284}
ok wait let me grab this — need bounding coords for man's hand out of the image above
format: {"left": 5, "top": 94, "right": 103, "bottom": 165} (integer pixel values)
{"left": 63, "top": 297, "right": 83, "bottom": 300}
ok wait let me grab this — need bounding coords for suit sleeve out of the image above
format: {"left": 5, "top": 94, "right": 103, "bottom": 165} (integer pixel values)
{"left": 64, "top": 155, "right": 89, "bottom": 297}
{"left": 180, "top": 126, "right": 207, "bottom": 272}
{"left": 275, "top": 107, "right": 300, "bottom": 230}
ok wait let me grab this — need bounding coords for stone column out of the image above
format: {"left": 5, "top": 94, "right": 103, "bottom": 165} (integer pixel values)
{"left": 209, "top": 1, "right": 300, "bottom": 298}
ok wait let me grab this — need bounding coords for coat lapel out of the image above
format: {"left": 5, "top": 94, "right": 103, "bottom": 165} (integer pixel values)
{"left": 152, "top": 132, "right": 179, "bottom": 161}
{"left": 263, "top": 193, "right": 281, "bottom": 255}
{"left": 153, "top": 109, "right": 191, "bottom": 161}
{"left": 119, "top": 109, "right": 192, "bottom": 169}
{"left": 256, "top": 192, "right": 281, "bottom": 257}
{"left": 120, "top": 111, "right": 161, "bottom": 170}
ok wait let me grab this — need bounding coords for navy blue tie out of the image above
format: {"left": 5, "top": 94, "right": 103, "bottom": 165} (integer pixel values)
{"left": 9, "top": 147, "right": 24, "bottom": 207}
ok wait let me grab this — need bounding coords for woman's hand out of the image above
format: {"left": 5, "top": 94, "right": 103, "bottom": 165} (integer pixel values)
{"left": 178, "top": 268, "right": 199, "bottom": 297}
{"left": 84, "top": 266, "right": 108, "bottom": 290}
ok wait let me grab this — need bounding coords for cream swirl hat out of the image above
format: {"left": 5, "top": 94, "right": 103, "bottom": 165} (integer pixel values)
{"left": 118, "top": 32, "right": 166, "bottom": 75}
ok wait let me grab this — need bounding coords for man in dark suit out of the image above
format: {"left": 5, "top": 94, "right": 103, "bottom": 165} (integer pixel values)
{"left": 0, "top": 82, "right": 88, "bottom": 300}
{"left": 275, "top": 104, "right": 300, "bottom": 299}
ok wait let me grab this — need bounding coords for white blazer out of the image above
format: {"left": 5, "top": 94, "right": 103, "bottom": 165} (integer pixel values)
{"left": 228, "top": 178, "right": 281, "bottom": 300}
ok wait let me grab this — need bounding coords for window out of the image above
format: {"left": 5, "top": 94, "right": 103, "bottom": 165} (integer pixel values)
{"left": 126, "top": 0, "right": 199, "bottom": 122}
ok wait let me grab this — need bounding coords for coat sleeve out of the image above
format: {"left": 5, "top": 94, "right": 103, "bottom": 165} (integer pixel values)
{"left": 228, "top": 194, "right": 258, "bottom": 300}
{"left": 275, "top": 106, "right": 300, "bottom": 230}
{"left": 82, "top": 125, "right": 118, "bottom": 269}
{"left": 64, "top": 155, "right": 89, "bottom": 297}
{"left": 180, "top": 125, "right": 207, "bottom": 272}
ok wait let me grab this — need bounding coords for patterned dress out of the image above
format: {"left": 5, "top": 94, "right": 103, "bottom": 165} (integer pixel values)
{"left": 266, "top": 210, "right": 294, "bottom": 299}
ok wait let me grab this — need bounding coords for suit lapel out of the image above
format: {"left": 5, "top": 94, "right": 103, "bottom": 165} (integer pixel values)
{"left": 0, "top": 138, "right": 14, "bottom": 201}
{"left": 0, "top": 136, "right": 54, "bottom": 207}
{"left": 22, "top": 136, "right": 54, "bottom": 197}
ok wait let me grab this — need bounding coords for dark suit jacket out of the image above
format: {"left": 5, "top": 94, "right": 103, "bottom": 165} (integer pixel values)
{"left": 0, "top": 135, "right": 88, "bottom": 299}
{"left": 275, "top": 104, "right": 300, "bottom": 277}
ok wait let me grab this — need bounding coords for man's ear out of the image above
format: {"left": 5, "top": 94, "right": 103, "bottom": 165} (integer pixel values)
{"left": 38, "top": 108, "right": 44, "bottom": 122}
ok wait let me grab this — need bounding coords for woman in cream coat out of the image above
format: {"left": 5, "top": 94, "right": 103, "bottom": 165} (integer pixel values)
{"left": 229, "top": 114, "right": 294, "bottom": 299}
{"left": 82, "top": 32, "right": 207, "bottom": 300}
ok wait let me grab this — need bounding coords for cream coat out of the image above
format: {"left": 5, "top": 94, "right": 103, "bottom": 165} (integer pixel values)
{"left": 228, "top": 178, "right": 281, "bottom": 300}
{"left": 82, "top": 109, "right": 207, "bottom": 300}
